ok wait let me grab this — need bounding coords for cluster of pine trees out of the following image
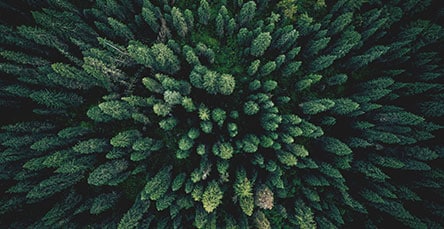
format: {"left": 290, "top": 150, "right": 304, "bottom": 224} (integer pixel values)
{"left": 0, "top": 0, "right": 443, "bottom": 228}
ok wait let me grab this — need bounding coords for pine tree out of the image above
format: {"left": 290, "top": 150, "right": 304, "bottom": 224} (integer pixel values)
{"left": 309, "top": 55, "right": 337, "bottom": 72}
{"left": 234, "top": 169, "right": 254, "bottom": 216}
{"left": 171, "top": 7, "right": 188, "bottom": 38}
{"left": 141, "top": 166, "right": 172, "bottom": 201}
{"left": 87, "top": 159, "right": 129, "bottom": 186}
{"left": 251, "top": 32, "right": 272, "bottom": 57}
{"left": 198, "top": 0, "right": 210, "bottom": 25}
{"left": 299, "top": 99, "right": 335, "bottom": 115}
{"left": 238, "top": 1, "right": 257, "bottom": 26}
{"left": 327, "top": 12, "right": 353, "bottom": 36}
{"left": 201, "top": 181, "right": 223, "bottom": 213}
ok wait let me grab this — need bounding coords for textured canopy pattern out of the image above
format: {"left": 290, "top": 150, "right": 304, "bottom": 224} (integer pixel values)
{"left": 0, "top": 0, "right": 443, "bottom": 228}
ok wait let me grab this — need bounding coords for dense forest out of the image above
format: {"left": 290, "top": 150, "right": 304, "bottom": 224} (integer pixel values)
{"left": 0, "top": 0, "right": 443, "bottom": 228}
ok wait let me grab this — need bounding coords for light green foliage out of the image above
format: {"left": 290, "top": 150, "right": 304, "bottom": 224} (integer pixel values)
{"left": 213, "top": 142, "right": 234, "bottom": 159}
{"left": 202, "top": 181, "right": 223, "bottom": 213}
{"left": 254, "top": 211, "right": 272, "bottom": 229}
{"left": 82, "top": 56, "right": 123, "bottom": 90}
{"left": 289, "top": 200, "right": 316, "bottom": 229}
{"left": 219, "top": 74, "right": 236, "bottom": 95}
{"left": 300, "top": 99, "right": 335, "bottom": 115}
{"left": 242, "top": 134, "right": 260, "bottom": 153}
{"left": 320, "top": 137, "right": 352, "bottom": 156}
{"left": 51, "top": 63, "right": 97, "bottom": 89}
{"left": 191, "top": 66, "right": 236, "bottom": 95}
{"left": 228, "top": 122, "right": 238, "bottom": 137}
{"left": 171, "top": 7, "right": 188, "bottom": 37}
{"left": 142, "top": 77, "right": 163, "bottom": 93}
{"left": 156, "top": 193, "right": 175, "bottom": 211}
{"left": 234, "top": 169, "right": 254, "bottom": 216}
{"left": 128, "top": 42, "right": 180, "bottom": 74}
{"left": 202, "top": 69, "right": 219, "bottom": 94}
{"left": 182, "top": 96, "right": 197, "bottom": 112}
{"left": 244, "top": 101, "right": 260, "bottom": 115}
{"left": 111, "top": 130, "right": 141, "bottom": 148}
{"left": 118, "top": 198, "right": 151, "bottom": 229}
{"left": 331, "top": 98, "right": 360, "bottom": 115}
{"left": 262, "top": 80, "right": 278, "bottom": 92}
{"left": 88, "top": 159, "right": 128, "bottom": 186}
{"left": 163, "top": 90, "right": 182, "bottom": 105}
{"left": 87, "top": 106, "right": 113, "bottom": 122}
{"left": 153, "top": 102, "right": 171, "bottom": 117}
{"left": 295, "top": 74, "right": 322, "bottom": 91}
{"left": 277, "top": 151, "right": 298, "bottom": 166}
{"left": 73, "top": 138, "right": 109, "bottom": 154}
{"left": 277, "top": 0, "right": 298, "bottom": 21}
{"left": 212, "top": 108, "right": 227, "bottom": 127}
{"left": 132, "top": 137, "right": 162, "bottom": 152}
{"left": 142, "top": 166, "right": 172, "bottom": 201}
{"left": 248, "top": 60, "right": 261, "bottom": 76}
{"left": 200, "top": 121, "right": 213, "bottom": 134}
{"left": 178, "top": 136, "right": 194, "bottom": 151}
{"left": 198, "top": 105, "right": 211, "bottom": 121}
{"left": 98, "top": 100, "right": 132, "bottom": 120}
{"left": 159, "top": 117, "right": 177, "bottom": 131}
{"left": 251, "top": 32, "right": 272, "bottom": 57}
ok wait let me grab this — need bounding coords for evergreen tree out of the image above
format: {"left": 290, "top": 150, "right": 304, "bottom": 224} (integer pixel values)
{"left": 251, "top": 32, "right": 272, "bottom": 57}
{"left": 141, "top": 166, "right": 172, "bottom": 201}
{"left": 198, "top": 0, "right": 210, "bottom": 25}
{"left": 238, "top": 1, "right": 257, "bottom": 26}
{"left": 171, "top": 7, "right": 188, "bottom": 38}
{"left": 201, "top": 181, "right": 223, "bottom": 213}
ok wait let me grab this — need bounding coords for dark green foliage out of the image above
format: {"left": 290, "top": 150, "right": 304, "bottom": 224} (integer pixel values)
{"left": 141, "top": 166, "right": 172, "bottom": 201}
{"left": 0, "top": 0, "right": 443, "bottom": 228}
{"left": 88, "top": 159, "right": 129, "bottom": 186}
{"left": 27, "top": 173, "right": 84, "bottom": 200}
{"left": 30, "top": 90, "right": 84, "bottom": 109}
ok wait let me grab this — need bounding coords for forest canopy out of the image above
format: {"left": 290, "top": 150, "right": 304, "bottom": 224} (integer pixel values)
{"left": 0, "top": 0, "right": 443, "bottom": 228}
